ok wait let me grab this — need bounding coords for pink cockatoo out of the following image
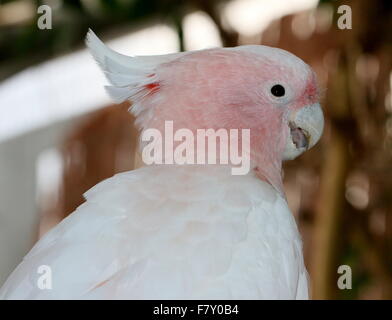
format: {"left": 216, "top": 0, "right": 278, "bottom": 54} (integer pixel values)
{"left": 0, "top": 29, "right": 323, "bottom": 299}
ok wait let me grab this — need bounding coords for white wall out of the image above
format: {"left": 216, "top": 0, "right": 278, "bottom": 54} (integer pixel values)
{"left": 0, "top": 120, "right": 71, "bottom": 286}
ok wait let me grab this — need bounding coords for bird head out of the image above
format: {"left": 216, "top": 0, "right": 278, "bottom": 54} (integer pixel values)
{"left": 87, "top": 30, "right": 324, "bottom": 194}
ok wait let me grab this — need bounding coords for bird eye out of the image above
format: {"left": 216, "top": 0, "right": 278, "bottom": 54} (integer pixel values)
{"left": 271, "top": 84, "right": 285, "bottom": 97}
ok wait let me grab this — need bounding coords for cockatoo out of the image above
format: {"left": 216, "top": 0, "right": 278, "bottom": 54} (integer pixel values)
{"left": 0, "top": 29, "right": 323, "bottom": 299}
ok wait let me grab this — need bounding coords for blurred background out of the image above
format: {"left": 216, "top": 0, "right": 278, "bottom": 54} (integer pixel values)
{"left": 0, "top": 0, "right": 391, "bottom": 299}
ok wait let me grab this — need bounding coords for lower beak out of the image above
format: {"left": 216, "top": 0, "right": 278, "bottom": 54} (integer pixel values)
{"left": 283, "top": 103, "right": 324, "bottom": 160}
{"left": 289, "top": 122, "right": 310, "bottom": 150}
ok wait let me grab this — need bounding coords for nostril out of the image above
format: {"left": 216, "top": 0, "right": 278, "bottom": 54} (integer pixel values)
{"left": 306, "top": 93, "right": 318, "bottom": 104}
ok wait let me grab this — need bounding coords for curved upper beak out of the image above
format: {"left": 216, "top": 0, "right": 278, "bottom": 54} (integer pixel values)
{"left": 293, "top": 103, "right": 324, "bottom": 149}
{"left": 283, "top": 103, "right": 324, "bottom": 160}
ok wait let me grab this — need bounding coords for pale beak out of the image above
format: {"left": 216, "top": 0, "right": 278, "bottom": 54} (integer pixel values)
{"left": 283, "top": 103, "right": 324, "bottom": 160}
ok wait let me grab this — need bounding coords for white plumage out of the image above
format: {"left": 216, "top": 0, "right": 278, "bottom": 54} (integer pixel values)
{"left": 0, "top": 165, "right": 308, "bottom": 299}
{"left": 85, "top": 29, "right": 184, "bottom": 104}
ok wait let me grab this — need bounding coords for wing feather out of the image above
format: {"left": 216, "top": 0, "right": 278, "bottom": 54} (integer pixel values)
{"left": 0, "top": 165, "right": 308, "bottom": 299}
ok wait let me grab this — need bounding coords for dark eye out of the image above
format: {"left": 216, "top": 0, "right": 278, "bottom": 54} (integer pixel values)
{"left": 271, "top": 84, "right": 285, "bottom": 97}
